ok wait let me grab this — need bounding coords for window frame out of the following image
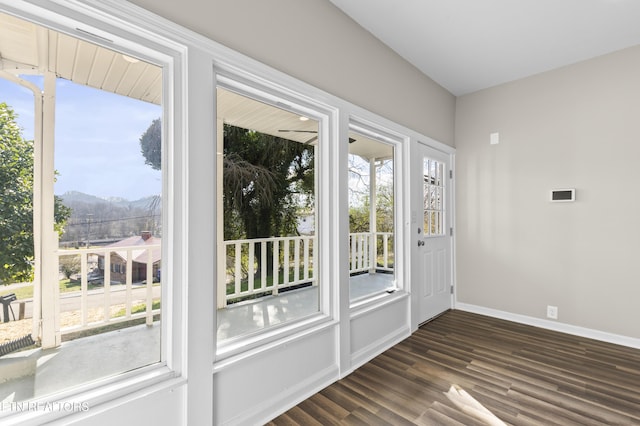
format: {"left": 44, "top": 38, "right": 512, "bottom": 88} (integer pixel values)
{"left": 214, "top": 69, "right": 337, "bottom": 359}
{"left": 0, "top": 2, "right": 187, "bottom": 423}
{"left": 347, "top": 118, "right": 407, "bottom": 308}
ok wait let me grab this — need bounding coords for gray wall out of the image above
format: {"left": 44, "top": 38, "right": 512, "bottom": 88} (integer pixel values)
{"left": 128, "top": 0, "right": 455, "bottom": 146}
{"left": 455, "top": 46, "right": 640, "bottom": 338}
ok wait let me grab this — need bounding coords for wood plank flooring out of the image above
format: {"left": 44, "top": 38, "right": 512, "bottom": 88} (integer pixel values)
{"left": 267, "top": 310, "right": 640, "bottom": 425}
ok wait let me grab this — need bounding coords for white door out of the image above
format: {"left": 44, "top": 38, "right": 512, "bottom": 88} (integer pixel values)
{"left": 411, "top": 141, "right": 452, "bottom": 325}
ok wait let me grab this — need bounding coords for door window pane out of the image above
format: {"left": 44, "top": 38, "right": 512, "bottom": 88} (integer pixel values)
{"left": 423, "top": 157, "right": 445, "bottom": 236}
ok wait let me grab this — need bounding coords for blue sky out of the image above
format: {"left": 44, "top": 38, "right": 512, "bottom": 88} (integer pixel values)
{"left": 0, "top": 75, "right": 162, "bottom": 201}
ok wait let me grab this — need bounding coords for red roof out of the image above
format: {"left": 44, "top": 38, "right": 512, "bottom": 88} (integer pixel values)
{"left": 105, "top": 234, "right": 161, "bottom": 265}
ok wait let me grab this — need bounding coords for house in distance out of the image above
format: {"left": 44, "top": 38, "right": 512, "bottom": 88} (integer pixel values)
{"left": 97, "top": 231, "right": 161, "bottom": 283}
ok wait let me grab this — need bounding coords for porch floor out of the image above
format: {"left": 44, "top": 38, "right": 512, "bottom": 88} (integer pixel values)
{"left": 217, "top": 271, "right": 395, "bottom": 341}
{"left": 0, "top": 323, "right": 160, "bottom": 404}
{"left": 349, "top": 271, "right": 395, "bottom": 301}
{"left": 0, "top": 272, "right": 394, "bottom": 405}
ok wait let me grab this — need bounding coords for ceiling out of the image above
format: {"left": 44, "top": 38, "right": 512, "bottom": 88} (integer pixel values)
{"left": 1, "top": 12, "right": 390, "bottom": 160}
{"left": 0, "top": 12, "right": 162, "bottom": 104}
{"left": 218, "top": 87, "right": 392, "bottom": 160}
{"left": 329, "top": 0, "right": 640, "bottom": 96}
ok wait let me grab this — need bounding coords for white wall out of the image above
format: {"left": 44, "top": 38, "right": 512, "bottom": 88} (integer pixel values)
{"left": 213, "top": 325, "right": 338, "bottom": 424}
{"left": 455, "top": 46, "right": 640, "bottom": 340}
{"left": 63, "top": 386, "right": 185, "bottom": 426}
{"left": 128, "top": 0, "right": 456, "bottom": 146}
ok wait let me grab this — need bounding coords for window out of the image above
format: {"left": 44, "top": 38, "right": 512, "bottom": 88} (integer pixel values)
{"left": 216, "top": 80, "right": 325, "bottom": 346}
{"left": 348, "top": 126, "right": 398, "bottom": 302}
{"left": 0, "top": 12, "right": 164, "bottom": 404}
{"left": 423, "top": 157, "right": 445, "bottom": 236}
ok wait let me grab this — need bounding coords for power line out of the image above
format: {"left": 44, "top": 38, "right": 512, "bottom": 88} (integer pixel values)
{"left": 65, "top": 214, "right": 161, "bottom": 227}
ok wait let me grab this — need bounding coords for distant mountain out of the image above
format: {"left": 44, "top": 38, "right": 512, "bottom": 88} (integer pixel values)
{"left": 59, "top": 191, "right": 160, "bottom": 210}
{"left": 59, "top": 191, "right": 156, "bottom": 207}
{"left": 129, "top": 196, "right": 160, "bottom": 210}
{"left": 58, "top": 191, "right": 161, "bottom": 244}
{"left": 104, "top": 196, "right": 129, "bottom": 204}
{"left": 59, "top": 190, "right": 105, "bottom": 205}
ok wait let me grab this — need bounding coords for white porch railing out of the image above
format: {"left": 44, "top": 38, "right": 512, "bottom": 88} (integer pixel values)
{"left": 219, "top": 232, "right": 394, "bottom": 308}
{"left": 220, "top": 236, "right": 316, "bottom": 307}
{"left": 56, "top": 244, "right": 160, "bottom": 335}
{"left": 349, "top": 232, "right": 394, "bottom": 274}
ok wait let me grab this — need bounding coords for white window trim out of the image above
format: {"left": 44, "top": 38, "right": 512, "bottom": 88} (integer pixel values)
{"left": 347, "top": 118, "right": 408, "bottom": 308}
{"left": 214, "top": 70, "right": 339, "bottom": 360}
{"left": 0, "top": 0, "right": 189, "bottom": 424}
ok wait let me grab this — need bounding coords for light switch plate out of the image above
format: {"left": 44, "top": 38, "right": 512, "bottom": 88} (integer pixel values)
{"left": 490, "top": 132, "right": 499, "bottom": 145}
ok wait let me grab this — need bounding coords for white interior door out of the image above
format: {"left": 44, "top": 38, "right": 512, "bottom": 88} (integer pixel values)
{"left": 411, "top": 142, "right": 452, "bottom": 325}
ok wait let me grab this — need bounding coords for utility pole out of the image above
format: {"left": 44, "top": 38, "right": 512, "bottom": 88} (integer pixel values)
{"left": 86, "top": 213, "right": 93, "bottom": 248}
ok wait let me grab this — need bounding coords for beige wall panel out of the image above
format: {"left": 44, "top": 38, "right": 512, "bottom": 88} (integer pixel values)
{"left": 455, "top": 46, "right": 640, "bottom": 338}
{"left": 127, "top": 0, "right": 455, "bottom": 145}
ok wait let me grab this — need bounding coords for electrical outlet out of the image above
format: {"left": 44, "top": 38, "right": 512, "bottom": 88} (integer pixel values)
{"left": 547, "top": 305, "right": 558, "bottom": 320}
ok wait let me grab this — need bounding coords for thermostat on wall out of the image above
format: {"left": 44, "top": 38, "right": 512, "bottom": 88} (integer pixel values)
{"left": 550, "top": 189, "right": 575, "bottom": 202}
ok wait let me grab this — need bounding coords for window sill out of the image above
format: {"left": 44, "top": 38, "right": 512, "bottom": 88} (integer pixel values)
{"left": 214, "top": 313, "right": 336, "bottom": 367}
{"left": 0, "top": 364, "right": 182, "bottom": 426}
{"left": 349, "top": 289, "right": 409, "bottom": 319}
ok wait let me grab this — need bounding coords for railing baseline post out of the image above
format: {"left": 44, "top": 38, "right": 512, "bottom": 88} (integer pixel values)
{"left": 146, "top": 250, "right": 153, "bottom": 326}
{"left": 104, "top": 252, "right": 111, "bottom": 323}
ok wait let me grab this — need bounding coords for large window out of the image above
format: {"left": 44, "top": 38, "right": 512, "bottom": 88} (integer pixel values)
{"left": 0, "top": 12, "right": 164, "bottom": 404}
{"left": 347, "top": 127, "right": 398, "bottom": 302}
{"left": 216, "top": 82, "right": 324, "bottom": 346}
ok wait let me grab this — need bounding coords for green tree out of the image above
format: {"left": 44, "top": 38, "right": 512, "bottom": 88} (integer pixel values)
{"left": 54, "top": 186, "right": 72, "bottom": 237}
{"left": 138, "top": 118, "right": 162, "bottom": 235}
{"left": 223, "top": 125, "right": 314, "bottom": 276}
{"left": 59, "top": 254, "right": 80, "bottom": 280}
{"left": 349, "top": 204, "right": 370, "bottom": 233}
{"left": 0, "top": 102, "right": 33, "bottom": 284}
{"left": 139, "top": 118, "right": 161, "bottom": 170}
{"left": 0, "top": 102, "right": 71, "bottom": 284}
{"left": 138, "top": 118, "right": 314, "bottom": 276}
{"left": 223, "top": 125, "right": 313, "bottom": 241}
{"left": 348, "top": 187, "right": 394, "bottom": 234}
{"left": 348, "top": 156, "right": 394, "bottom": 234}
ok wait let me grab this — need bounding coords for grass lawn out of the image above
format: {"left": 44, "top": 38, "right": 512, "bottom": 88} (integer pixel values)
{"left": 226, "top": 268, "right": 314, "bottom": 295}
{"left": 1, "top": 279, "right": 113, "bottom": 300}
{"left": 0, "top": 285, "right": 34, "bottom": 300}
{"left": 113, "top": 299, "right": 161, "bottom": 317}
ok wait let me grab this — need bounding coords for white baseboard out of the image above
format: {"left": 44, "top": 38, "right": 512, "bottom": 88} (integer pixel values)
{"left": 455, "top": 302, "right": 640, "bottom": 350}
{"left": 348, "top": 326, "right": 411, "bottom": 375}
{"left": 226, "top": 364, "right": 339, "bottom": 426}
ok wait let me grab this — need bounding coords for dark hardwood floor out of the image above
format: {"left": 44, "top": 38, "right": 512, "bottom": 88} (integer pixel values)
{"left": 268, "top": 310, "right": 640, "bottom": 425}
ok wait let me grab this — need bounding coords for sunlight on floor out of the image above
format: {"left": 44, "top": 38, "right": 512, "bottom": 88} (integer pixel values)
{"left": 445, "top": 384, "right": 506, "bottom": 426}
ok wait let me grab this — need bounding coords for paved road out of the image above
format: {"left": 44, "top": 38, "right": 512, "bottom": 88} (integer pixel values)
{"left": 3, "top": 285, "right": 161, "bottom": 321}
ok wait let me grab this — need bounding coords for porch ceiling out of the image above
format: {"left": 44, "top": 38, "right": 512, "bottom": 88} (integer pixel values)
{"left": 1, "top": 11, "right": 392, "bottom": 160}
{"left": 218, "top": 88, "right": 393, "bottom": 160}
{"left": 0, "top": 12, "right": 162, "bottom": 105}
